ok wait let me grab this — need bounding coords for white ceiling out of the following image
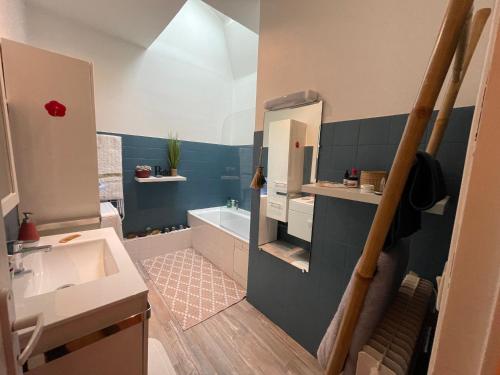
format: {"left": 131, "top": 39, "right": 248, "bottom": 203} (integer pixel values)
{"left": 26, "top": 0, "right": 259, "bottom": 48}
{"left": 224, "top": 20, "right": 259, "bottom": 79}
{"left": 203, "top": 0, "right": 260, "bottom": 33}
{"left": 27, "top": 0, "right": 187, "bottom": 47}
{"left": 198, "top": 0, "right": 259, "bottom": 79}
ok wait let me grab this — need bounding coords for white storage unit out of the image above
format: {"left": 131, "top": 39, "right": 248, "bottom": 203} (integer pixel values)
{"left": 287, "top": 196, "right": 315, "bottom": 242}
{"left": 267, "top": 119, "right": 307, "bottom": 222}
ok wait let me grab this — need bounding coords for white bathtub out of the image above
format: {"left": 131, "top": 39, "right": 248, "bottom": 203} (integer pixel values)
{"left": 188, "top": 206, "right": 250, "bottom": 242}
{"left": 188, "top": 207, "right": 250, "bottom": 288}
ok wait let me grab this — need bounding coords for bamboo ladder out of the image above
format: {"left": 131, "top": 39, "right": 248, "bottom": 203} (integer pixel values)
{"left": 325, "top": 1, "right": 487, "bottom": 373}
{"left": 427, "top": 8, "right": 491, "bottom": 157}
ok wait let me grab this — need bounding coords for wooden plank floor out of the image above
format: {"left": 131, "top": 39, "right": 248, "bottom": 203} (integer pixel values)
{"left": 138, "top": 263, "right": 323, "bottom": 375}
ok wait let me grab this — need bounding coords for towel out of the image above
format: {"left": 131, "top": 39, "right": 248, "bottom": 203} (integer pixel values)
{"left": 97, "top": 134, "right": 123, "bottom": 201}
{"left": 317, "top": 240, "right": 410, "bottom": 375}
{"left": 408, "top": 151, "right": 447, "bottom": 210}
{"left": 385, "top": 151, "right": 446, "bottom": 248}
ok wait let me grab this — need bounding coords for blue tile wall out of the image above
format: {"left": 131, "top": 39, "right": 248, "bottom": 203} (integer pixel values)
{"left": 317, "top": 106, "right": 473, "bottom": 280}
{"left": 247, "top": 106, "right": 474, "bottom": 354}
{"left": 99, "top": 132, "right": 253, "bottom": 235}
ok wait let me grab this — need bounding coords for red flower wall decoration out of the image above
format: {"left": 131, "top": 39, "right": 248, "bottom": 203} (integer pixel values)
{"left": 44, "top": 100, "right": 67, "bottom": 117}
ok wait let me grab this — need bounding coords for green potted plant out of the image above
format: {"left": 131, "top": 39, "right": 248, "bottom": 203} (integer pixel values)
{"left": 168, "top": 133, "right": 181, "bottom": 176}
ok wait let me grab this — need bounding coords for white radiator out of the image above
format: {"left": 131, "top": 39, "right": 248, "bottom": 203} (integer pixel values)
{"left": 356, "top": 273, "right": 433, "bottom": 375}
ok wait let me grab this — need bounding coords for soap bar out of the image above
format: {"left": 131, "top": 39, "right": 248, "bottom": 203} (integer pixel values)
{"left": 59, "top": 233, "right": 81, "bottom": 243}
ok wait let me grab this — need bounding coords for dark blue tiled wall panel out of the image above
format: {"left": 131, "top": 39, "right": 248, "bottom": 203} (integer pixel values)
{"left": 247, "top": 106, "right": 474, "bottom": 354}
{"left": 317, "top": 106, "right": 473, "bottom": 280}
{"left": 99, "top": 132, "right": 252, "bottom": 235}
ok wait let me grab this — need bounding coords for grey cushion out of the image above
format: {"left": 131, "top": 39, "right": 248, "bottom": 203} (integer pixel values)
{"left": 317, "top": 239, "right": 410, "bottom": 374}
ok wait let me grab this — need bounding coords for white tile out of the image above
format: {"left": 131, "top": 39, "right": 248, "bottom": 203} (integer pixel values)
{"left": 124, "top": 229, "right": 192, "bottom": 261}
{"left": 233, "top": 272, "right": 247, "bottom": 290}
{"left": 190, "top": 217, "right": 237, "bottom": 277}
{"left": 241, "top": 241, "right": 249, "bottom": 251}
{"left": 234, "top": 246, "right": 249, "bottom": 285}
{"left": 234, "top": 239, "right": 243, "bottom": 249}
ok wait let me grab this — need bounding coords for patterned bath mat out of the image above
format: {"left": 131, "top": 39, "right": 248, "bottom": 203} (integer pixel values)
{"left": 142, "top": 248, "right": 246, "bottom": 330}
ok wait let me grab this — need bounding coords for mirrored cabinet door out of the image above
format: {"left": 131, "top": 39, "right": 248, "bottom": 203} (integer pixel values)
{"left": 258, "top": 101, "right": 323, "bottom": 272}
{"left": 0, "top": 53, "right": 18, "bottom": 216}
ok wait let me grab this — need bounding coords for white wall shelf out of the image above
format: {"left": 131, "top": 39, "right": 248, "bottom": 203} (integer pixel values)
{"left": 302, "top": 183, "right": 449, "bottom": 215}
{"left": 135, "top": 176, "right": 187, "bottom": 183}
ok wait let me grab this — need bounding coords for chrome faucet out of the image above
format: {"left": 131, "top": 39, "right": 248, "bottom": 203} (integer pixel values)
{"left": 7, "top": 240, "right": 52, "bottom": 277}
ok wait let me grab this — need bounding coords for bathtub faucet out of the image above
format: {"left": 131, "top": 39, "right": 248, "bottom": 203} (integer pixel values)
{"left": 228, "top": 198, "right": 239, "bottom": 209}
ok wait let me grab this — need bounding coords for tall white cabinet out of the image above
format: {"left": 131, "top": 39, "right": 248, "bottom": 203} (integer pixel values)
{"left": 266, "top": 119, "right": 306, "bottom": 222}
{"left": 0, "top": 39, "right": 100, "bottom": 232}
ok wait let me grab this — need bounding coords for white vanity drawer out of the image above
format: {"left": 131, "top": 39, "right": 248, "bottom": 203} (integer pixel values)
{"left": 287, "top": 209, "right": 313, "bottom": 242}
{"left": 267, "top": 195, "right": 289, "bottom": 222}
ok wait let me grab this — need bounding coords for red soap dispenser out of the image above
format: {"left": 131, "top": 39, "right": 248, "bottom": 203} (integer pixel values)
{"left": 18, "top": 212, "right": 40, "bottom": 242}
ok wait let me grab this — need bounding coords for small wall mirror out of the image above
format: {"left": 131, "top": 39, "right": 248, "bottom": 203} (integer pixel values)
{"left": 0, "top": 67, "right": 18, "bottom": 216}
{"left": 258, "top": 101, "right": 323, "bottom": 272}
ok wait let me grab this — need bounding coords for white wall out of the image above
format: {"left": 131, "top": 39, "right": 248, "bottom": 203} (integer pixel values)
{"left": 221, "top": 19, "right": 258, "bottom": 145}
{"left": 224, "top": 20, "right": 259, "bottom": 79}
{"left": 255, "top": 0, "right": 493, "bottom": 131}
{"left": 222, "top": 72, "right": 257, "bottom": 145}
{"left": 25, "top": 0, "right": 257, "bottom": 145}
{"left": 0, "top": 0, "right": 26, "bottom": 42}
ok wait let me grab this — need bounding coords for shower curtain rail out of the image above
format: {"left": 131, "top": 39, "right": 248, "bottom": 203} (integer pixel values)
{"left": 325, "top": 1, "right": 475, "bottom": 373}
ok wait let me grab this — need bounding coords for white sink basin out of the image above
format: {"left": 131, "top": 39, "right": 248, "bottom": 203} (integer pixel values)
{"left": 12, "top": 228, "right": 148, "bottom": 356}
{"left": 12, "top": 239, "right": 119, "bottom": 299}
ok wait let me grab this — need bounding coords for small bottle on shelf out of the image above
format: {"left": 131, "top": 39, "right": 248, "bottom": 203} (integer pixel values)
{"left": 342, "top": 169, "right": 350, "bottom": 186}
{"left": 346, "top": 168, "right": 359, "bottom": 188}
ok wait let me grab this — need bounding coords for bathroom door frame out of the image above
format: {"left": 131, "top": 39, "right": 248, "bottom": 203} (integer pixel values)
{"left": 429, "top": 3, "right": 500, "bottom": 373}
{"left": 0, "top": 209, "right": 22, "bottom": 374}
